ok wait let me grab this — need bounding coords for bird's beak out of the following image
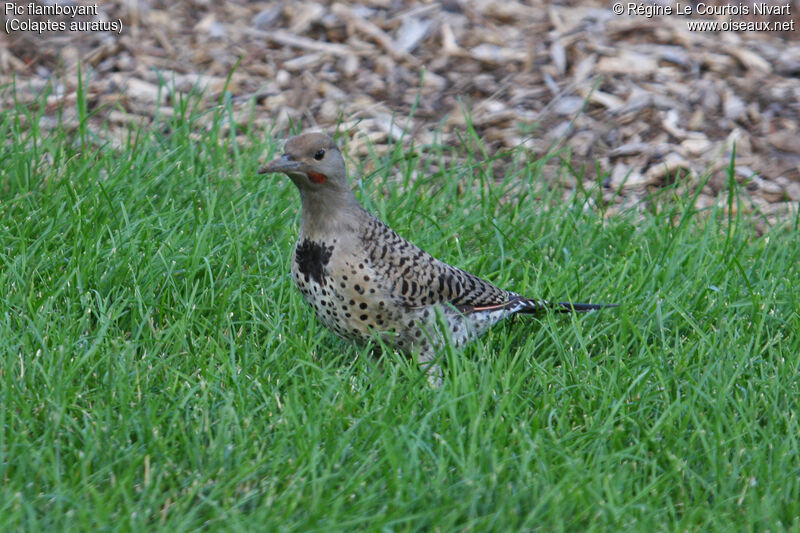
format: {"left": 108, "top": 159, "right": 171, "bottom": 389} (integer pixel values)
{"left": 259, "top": 155, "right": 302, "bottom": 175}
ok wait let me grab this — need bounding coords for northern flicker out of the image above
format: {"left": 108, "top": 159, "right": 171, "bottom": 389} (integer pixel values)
{"left": 260, "top": 132, "right": 616, "bottom": 382}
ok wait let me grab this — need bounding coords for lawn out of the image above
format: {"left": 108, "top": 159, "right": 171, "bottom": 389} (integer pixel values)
{"left": 1, "top": 82, "right": 799, "bottom": 531}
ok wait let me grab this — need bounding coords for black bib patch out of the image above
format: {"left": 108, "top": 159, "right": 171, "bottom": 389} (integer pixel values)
{"left": 295, "top": 239, "right": 334, "bottom": 283}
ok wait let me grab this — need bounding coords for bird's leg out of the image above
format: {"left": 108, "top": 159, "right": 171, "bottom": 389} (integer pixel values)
{"left": 417, "top": 351, "right": 443, "bottom": 388}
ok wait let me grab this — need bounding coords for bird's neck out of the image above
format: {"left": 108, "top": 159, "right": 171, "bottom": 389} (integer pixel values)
{"left": 297, "top": 187, "right": 364, "bottom": 239}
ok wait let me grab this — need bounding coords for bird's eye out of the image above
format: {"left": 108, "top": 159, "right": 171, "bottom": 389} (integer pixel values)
{"left": 314, "top": 149, "right": 325, "bottom": 161}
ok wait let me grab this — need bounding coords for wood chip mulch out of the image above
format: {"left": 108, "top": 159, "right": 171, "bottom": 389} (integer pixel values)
{"left": 2, "top": 1, "right": 799, "bottom": 226}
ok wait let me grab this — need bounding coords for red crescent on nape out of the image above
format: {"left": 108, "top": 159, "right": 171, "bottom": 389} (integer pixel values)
{"left": 308, "top": 171, "right": 327, "bottom": 183}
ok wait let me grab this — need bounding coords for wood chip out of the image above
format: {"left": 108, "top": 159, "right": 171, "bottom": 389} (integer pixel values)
{"left": 470, "top": 43, "right": 527, "bottom": 65}
{"left": 596, "top": 51, "right": 658, "bottom": 75}
{"left": 550, "top": 39, "right": 567, "bottom": 76}
{"left": 645, "top": 153, "right": 691, "bottom": 182}
{"left": 728, "top": 47, "right": 771, "bottom": 73}
{"left": 246, "top": 27, "right": 355, "bottom": 57}
{"left": 395, "top": 17, "right": 432, "bottom": 53}
{"left": 767, "top": 132, "right": 800, "bottom": 155}
{"left": 681, "top": 138, "right": 713, "bottom": 157}
{"left": 332, "top": 3, "right": 420, "bottom": 65}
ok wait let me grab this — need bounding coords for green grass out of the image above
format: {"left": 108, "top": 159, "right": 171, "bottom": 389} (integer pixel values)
{"left": 2, "top": 80, "right": 799, "bottom": 532}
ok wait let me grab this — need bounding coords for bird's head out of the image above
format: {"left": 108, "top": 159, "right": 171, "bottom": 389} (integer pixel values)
{"left": 259, "top": 133, "right": 349, "bottom": 193}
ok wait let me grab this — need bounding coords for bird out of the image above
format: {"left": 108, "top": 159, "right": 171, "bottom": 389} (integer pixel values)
{"left": 259, "top": 132, "right": 616, "bottom": 384}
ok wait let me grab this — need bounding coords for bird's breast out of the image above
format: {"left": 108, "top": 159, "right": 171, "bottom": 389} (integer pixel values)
{"left": 291, "top": 237, "right": 395, "bottom": 340}
{"left": 293, "top": 237, "right": 334, "bottom": 285}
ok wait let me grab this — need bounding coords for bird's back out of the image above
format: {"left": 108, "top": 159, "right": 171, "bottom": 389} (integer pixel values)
{"left": 357, "top": 212, "right": 513, "bottom": 312}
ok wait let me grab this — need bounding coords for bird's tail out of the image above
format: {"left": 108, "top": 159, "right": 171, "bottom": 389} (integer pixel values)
{"left": 515, "top": 298, "right": 618, "bottom": 314}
